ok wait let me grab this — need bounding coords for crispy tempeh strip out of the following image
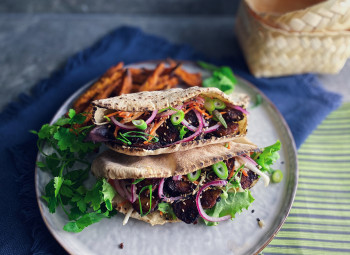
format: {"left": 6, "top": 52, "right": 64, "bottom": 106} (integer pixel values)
{"left": 174, "top": 68, "right": 202, "bottom": 87}
{"left": 72, "top": 62, "right": 124, "bottom": 113}
{"left": 138, "top": 62, "right": 166, "bottom": 91}
{"left": 119, "top": 69, "right": 133, "bottom": 95}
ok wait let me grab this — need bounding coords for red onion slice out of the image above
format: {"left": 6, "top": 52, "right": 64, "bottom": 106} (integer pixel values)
{"left": 195, "top": 96, "right": 205, "bottom": 104}
{"left": 231, "top": 105, "right": 249, "bottom": 115}
{"left": 242, "top": 154, "right": 258, "bottom": 165}
{"left": 181, "top": 118, "right": 197, "bottom": 132}
{"left": 173, "top": 175, "right": 182, "bottom": 181}
{"left": 111, "top": 180, "right": 126, "bottom": 199}
{"left": 158, "top": 178, "right": 182, "bottom": 202}
{"left": 111, "top": 116, "right": 136, "bottom": 130}
{"left": 111, "top": 110, "right": 158, "bottom": 130}
{"left": 196, "top": 180, "right": 231, "bottom": 222}
{"left": 170, "top": 110, "right": 203, "bottom": 145}
{"left": 130, "top": 183, "right": 137, "bottom": 203}
{"left": 203, "top": 115, "right": 209, "bottom": 127}
{"left": 120, "top": 180, "right": 133, "bottom": 202}
{"left": 145, "top": 110, "right": 159, "bottom": 124}
{"left": 203, "top": 123, "right": 221, "bottom": 133}
{"left": 157, "top": 105, "right": 183, "bottom": 118}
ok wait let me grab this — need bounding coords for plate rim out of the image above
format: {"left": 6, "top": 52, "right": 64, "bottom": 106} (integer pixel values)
{"left": 35, "top": 60, "right": 299, "bottom": 255}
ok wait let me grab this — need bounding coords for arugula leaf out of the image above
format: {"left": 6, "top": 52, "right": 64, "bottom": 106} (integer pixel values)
{"left": 204, "top": 190, "right": 254, "bottom": 226}
{"left": 158, "top": 202, "right": 177, "bottom": 220}
{"left": 198, "top": 61, "right": 237, "bottom": 94}
{"left": 63, "top": 211, "right": 109, "bottom": 233}
{"left": 32, "top": 109, "right": 114, "bottom": 232}
{"left": 44, "top": 179, "right": 58, "bottom": 213}
{"left": 68, "top": 109, "right": 86, "bottom": 124}
{"left": 101, "top": 179, "right": 117, "bottom": 211}
{"left": 255, "top": 140, "right": 281, "bottom": 174}
{"left": 85, "top": 180, "right": 103, "bottom": 211}
{"left": 54, "top": 177, "right": 64, "bottom": 197}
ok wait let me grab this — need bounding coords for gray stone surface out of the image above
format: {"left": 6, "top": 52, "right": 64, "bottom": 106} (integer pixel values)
{"left": 0, "top": 13, "right": 349, "bottom": 112}
{"left": 0, "top": 0, "right": 240, "bottom": 14}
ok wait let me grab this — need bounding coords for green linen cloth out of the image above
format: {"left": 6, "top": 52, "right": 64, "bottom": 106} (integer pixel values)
{"left": 264, "top": 102, "right": 350, "bottom": 254}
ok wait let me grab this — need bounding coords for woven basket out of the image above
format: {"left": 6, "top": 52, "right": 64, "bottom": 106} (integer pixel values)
{"left": 245, "top": 0, "right": 350, "bottom": 32}
{"left": 235, "top": 0, "right": 350, "bottom": 77}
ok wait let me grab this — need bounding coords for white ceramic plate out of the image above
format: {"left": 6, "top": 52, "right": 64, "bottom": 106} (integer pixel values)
{"left": 35, "top": 61, "right": 298, "bottom": 255}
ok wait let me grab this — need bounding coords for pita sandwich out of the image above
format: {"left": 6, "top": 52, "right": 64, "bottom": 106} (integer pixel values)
{"left": 91, "top": 138, "right": 272, "bottom": 226}
{"left": 87, "top": 87, "right": 249, "bottom": 156}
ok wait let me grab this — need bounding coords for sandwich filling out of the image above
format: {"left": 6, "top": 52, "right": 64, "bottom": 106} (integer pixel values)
{"left": 107, "top": 148, "right": 277, "bottom": 225}
{"left": 87, "top": 96, "right": 247, "bottom": 150}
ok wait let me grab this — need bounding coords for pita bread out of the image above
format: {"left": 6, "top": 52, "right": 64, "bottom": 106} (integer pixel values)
{"left": 92, "top": 137, "right": 258, "bottom": 179}
{"left": 92, "top": 87, "right": 249, "bottom": 156}
{"left": 94, "top": 137, "right": 259, "bottom": 225}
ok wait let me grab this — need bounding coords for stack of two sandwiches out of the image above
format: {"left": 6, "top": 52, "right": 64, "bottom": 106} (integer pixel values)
{"left": 87, "top": 87, "right": 273, "bottom": 226}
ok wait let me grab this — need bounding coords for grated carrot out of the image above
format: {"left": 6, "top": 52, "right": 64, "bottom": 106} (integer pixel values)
{"left": 227, "top": 143, "right": 231, "bottom": 149}
{"left": 118, "top": 200, "right": 129, "bottom": 208}
{"left": 193, "top": 106, "right": 210, "bottom": 117}
{"left": 242, "top": 169, "right": 248, "bottom": 177}
{"left": 160, "top": 211, "right": 163, "bottom": 216}
{"left": 228, "top": 166, "right": 235, "bottom": 180}
{"left": 105, "top": 111, "right": 119, "bottom": 118}
{"left": 193, "top": 181, "right": 199, "bottom": 185}
{"left": 144, "top": 117, "right": 166, "bottom": 144}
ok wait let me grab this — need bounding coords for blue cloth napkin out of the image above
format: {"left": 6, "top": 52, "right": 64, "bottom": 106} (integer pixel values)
{"left": 0, "top": 26, "right": 342, "bottom": 255}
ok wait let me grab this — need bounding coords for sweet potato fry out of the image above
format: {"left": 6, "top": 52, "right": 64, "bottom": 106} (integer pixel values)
{"left": 72, "top": 62, "right": 124, "bottom": 113}
{"left": 154, "top": 76, "right": 179, "bottom": 90}
{"left": 81, "top": 78, "right": 122, "bottom": 124}
{"left": 104, "top": 62, "right": 124, "bottom": 76}
{"left": 119, "top": 69, "right": 133, "bottom": 95}
{"left": 139, "top": 62, "right": 166, "bottom": 91}
{"left": 129, "top": 68, "right": 148, "bottom": 84}
{"left": 174, "top": 68, "right": 202, "bottom": 87}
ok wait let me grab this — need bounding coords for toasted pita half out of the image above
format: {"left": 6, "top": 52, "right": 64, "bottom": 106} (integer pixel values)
{"left": 113, "top": 193, "right": 180, "bottom": 226}
{"left": 92, "top": 87, "right": 249, "bottom": 156}
{"left": 91, "top": 137, "right": 258, "bottom": 179}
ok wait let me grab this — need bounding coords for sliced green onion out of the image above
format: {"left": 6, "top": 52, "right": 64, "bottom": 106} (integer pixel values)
{"left": 132, "top": 119, "right": 147, "bottom": 130}
{"left": 171, "top": 110, "right": 185, "bottom": 125}
{"left": 212, "top": 162, "right": 228, "bottom": 179}
{"left": 271, "top": 170, "right": 283, "bottom": 183}
{"left": 213, "top": 99, "right": 226, "bottom": 110}
{"left": 132, "top": 178, "right": 145, "bottom": 184}
{"left": 179, "top": 125, "right": 188, "bottom": 139}
{"left": 116, "top": 132, "right": 132, "bottom": 145}
{"left": 123, "top": 131, "right": 159, "bottom": 143}
{"left": 187, "top": 170, "right": 201, "bottom": 182}
{"left": 138, "top": 185, "right": 153, "bottom": 217}
{"left": 204, "top": 98, "right": 215, "bottom": 113}
{"left": 212, "top": 110, "right": 227, "bottom": 128}
{"left": 104, "top": 115, "right": 111, "bottom": 122}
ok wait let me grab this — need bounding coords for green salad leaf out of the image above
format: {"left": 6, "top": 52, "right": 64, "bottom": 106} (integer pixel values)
{"left": 63, "top": 211, "right": 109, "bottom": 233}
{"left": 254, "top": 140, "right": 281, "bottom": 174}
{"left": 203, "top": 190, "right": 254, "bottom": 226}
{"left": 198, "top": 61, "right": 237, "bottom": 94}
